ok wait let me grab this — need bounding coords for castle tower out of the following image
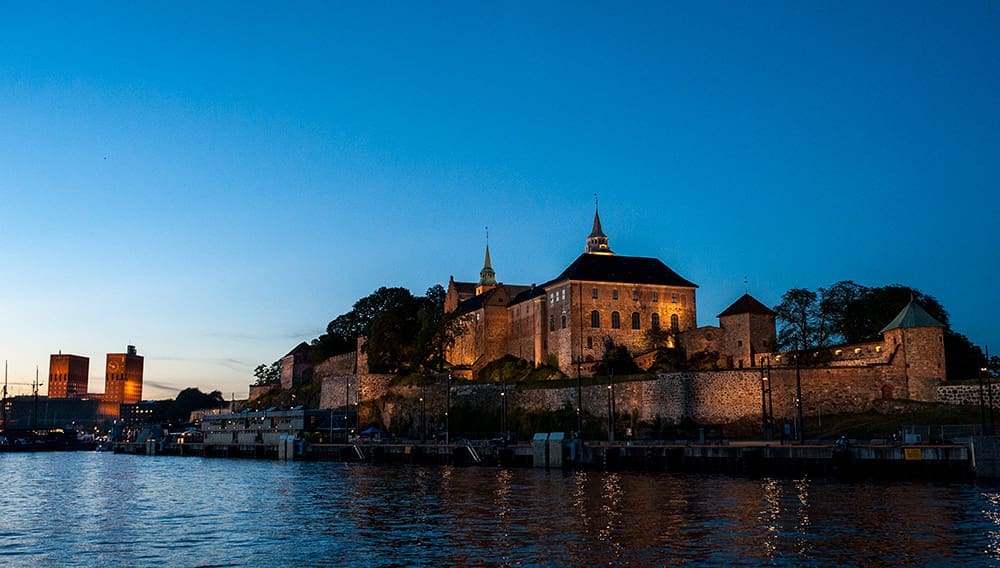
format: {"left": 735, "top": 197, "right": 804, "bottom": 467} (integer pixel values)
{"left": 716, "top": 293, "right": 777, "bottom": 368}
{"left": 475, "top": 244, "right": 497, "bottom": 295}
{"left": 585, "top": 207, "right": 614, "bottom": 255}
{"left": 880, "top": 300, "right": 946, "bottom": 401}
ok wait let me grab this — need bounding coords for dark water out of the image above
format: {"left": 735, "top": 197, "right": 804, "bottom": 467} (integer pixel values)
{"left": 0, "top": 452, "right": 998, "bottom": 567}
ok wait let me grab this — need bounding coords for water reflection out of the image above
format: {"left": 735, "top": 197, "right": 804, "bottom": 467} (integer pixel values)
{"left": 0, "top": 454, "right": 998, "bottom": 566}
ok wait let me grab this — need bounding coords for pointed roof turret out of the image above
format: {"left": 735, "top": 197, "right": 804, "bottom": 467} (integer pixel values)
{"left": 585, "top": 204, "right": 614, "bottom": 255}
{"left": 479, "top": 244, "right": 497, "bottom": 287}
{"left": 717, "top": 293, "right": 776, "bottom": 318}
{"left": 880, "top": 299, "right": 945, "bottom": 333}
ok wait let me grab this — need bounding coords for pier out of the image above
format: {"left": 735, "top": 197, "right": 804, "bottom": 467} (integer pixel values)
{"left": 114, "top": 436, "right": 980, "bottom": 480}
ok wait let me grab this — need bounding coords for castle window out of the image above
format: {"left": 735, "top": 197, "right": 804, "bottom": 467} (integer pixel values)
{"left": 671, "top": 293, "right": 678, "bottom": 303}
{"left": 587, "top": 337, "right": 593, "bottom": 349}
{"left": 737, "top": 339, "right": 743, "bottom": 347}
{"left": 652, "top": 292, "right": 659, "bottom": 302}
{"left": 612, "top": 289, "right": 619, "bottom": 300}
{"left": 591, "top": 310, "right": 600, "bottom": 328}
{"left": 592, "top": 287, "right": 598, "bottom": 299}
{"left": 671, "top": 314, "right": 679, "bottom": 332}
{"left": 632, "top": 290, "right": 639, "bottom": 301}
{"left": 631, "top": 312, "right": 640, "bottom": 330}
{"left": 561, "top": 312, "right": 567, "bottom": 329}
{"left": 561, "top": 289, "right": 566, "bottom": 301}
{"left": 550, "top": 315, "right": 555, "bottom": 332}
{"left": 611, "top": 311, "right": 621, "bottom": 329}
{"left": 651, "top": 313, "right": 660, "bottom": 329}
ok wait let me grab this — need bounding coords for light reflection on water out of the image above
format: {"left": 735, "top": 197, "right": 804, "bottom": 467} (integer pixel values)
{"left": 0, "top": 452, "right": 998, "bottom": 566}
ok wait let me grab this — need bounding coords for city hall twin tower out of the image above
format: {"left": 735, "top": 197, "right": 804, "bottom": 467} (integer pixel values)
{"left": 445, "top": 208, "right": 777, "bottom": 378}
{"left": 47, "top": 345, "right": 143, "bottom": 418}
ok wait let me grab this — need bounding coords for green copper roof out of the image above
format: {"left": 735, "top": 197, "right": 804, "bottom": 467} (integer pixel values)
{"left": 880, "top": 300, "right": 945, "bottom": 333}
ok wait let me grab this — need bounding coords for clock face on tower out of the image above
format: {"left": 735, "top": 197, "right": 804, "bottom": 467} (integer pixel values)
{"left": 109, "top": 361, "right": 121, "bottom": 373}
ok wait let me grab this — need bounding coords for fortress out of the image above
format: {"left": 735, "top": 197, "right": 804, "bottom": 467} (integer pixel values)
{"left": 442, "top": 209, "right": 947, "bottom": 404}
{"left": 299, "top": 210, "right": 950, "bottom": 432}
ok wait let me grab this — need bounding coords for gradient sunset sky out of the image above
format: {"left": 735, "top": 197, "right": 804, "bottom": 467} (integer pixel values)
{"left": 2, "top": 2, "right": 997, "bottom": 399}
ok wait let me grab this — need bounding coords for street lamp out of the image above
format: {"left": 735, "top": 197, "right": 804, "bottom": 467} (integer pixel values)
{"left": 795, "top": 352, "right": 804, "bottom": 443}
{"left": 574, "top": 355, "right": 583, "bottom": 435}
{"left": 607, "top": 369, "right": 615, "bottom": 443}
{"left": 445, "top": 373, "right": 451, "bottom": 446}
{"left": 760, "top": 356, "right": 771, "bottom": 441}
{"left": 499, "top": 381, "right": 507, "bottom": 442}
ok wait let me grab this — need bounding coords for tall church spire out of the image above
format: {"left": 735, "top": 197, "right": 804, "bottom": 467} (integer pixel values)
{"left": 479, "top": 245, "right": 496, "bottom": 286}
{"left": 477, "top": 226, "right": 497, "bottom": 293}
{"left": 585, "top": 195, "right": 613, "bottom": 255}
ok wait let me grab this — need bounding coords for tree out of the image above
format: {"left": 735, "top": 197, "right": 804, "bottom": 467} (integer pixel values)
{"left": 642, "top": 326, "right": 674, "bottom": 351}
{"left": 414, "top": 285, "right": 464, "bottom": 372}
{"left": 818, "top": 280, "right": 867, "bottom": 344}
{"left": 364, "top": 289, "right": 422, "bottom": 373}
{"left": 830, "top": 284, "right": 948, "bottom": 344}
{"left": 594, "top": 340, "right": 640, "bottom": 375}
{"left": 774, "top": 288, "right": 830, "bottom": 351}
{"left": 252, "top": 361, "right": 281, "bottom": 386}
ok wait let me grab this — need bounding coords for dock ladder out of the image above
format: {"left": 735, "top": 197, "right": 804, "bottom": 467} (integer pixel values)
{"left": 464, "top": 443, "right": 482, "bottom": 464}
{"left": 353, "top": 445, "right": 367, "bottom": 460}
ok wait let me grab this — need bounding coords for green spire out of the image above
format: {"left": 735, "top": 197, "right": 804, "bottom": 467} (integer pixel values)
{"left": 479, "top": 244, "right": 496, "bottom": 286}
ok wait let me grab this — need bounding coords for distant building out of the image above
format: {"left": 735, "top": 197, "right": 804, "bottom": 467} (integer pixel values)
{"left": 280, "top": 342, "right": 314, "bottom": 389}
{"left": 119, "top": 400, "right": 160, "bottom": 432}
{"left": 48, "top": 353, "right": 90, "bottom": 398}
{"left": 100, "top": 345, "right": 144, "bottom": 418}
{"left": 3, "top": 395, "right": 101, "bottom": 430}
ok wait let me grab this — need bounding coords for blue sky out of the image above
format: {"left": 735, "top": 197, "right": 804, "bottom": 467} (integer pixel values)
{"left": 1, "top": 2, "right": 997, "bottom": 399}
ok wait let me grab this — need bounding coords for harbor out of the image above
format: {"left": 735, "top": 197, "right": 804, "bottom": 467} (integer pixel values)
{"left": 113, "top": 435, "right": 980, "bottom": 481}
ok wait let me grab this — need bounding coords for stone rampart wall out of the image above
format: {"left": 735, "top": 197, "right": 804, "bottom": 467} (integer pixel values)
{"left": 938, "top": 384, "right": 1000, "bottom": 406}
{"left": 317, "top": 363, "right": 914, "bottom": 432}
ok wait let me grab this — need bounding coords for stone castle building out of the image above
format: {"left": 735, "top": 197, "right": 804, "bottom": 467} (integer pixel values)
{"left": 443, "top": 210, "right": 948, "bottom": 405}
{"left": 445, "top": 210, "right": 771, "bottom": 378}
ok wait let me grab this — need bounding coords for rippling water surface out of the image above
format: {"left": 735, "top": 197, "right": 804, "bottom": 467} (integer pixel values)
{"left": 1, "top": 452, "right": 998, "bottom": 566}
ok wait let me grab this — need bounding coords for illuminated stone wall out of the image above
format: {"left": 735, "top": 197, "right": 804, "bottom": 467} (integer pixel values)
{"left": 938, "top": 384, "right": 999, "bottom": 406}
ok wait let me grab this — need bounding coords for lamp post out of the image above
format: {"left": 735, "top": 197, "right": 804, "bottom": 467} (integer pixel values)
{"left": 980, "top": 358, "right": 987, "bottom": 433}
{"left": 445, "top": 373, "right": 451, "bottom": 446}
{"left": 575, "top": 356, "right": 583, "bottom": 435}
{"left": 795, "top": 352, "right": 804, "bottom": 444}
{"left": 607, "top": 369, "right": 615, "bottom": 443}
{"left": 345, "top": 376, "right": 351, "bottom": 434}
{"left": 499, "top": 381, "right": 507, "bottom": 442}
{"left": 419, "top": 386, "right": 426, "bottom": 442}
{"left": 983, "top": 345, "right": 996, "bottom": 434}
{"left": 760, "top": 356, "right": 771, "bottom": 441}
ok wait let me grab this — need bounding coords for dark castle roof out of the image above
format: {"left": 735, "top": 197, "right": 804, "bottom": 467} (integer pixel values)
{"left": 880, "top": 300, "right": 945, "bottom": 332}
{"left": 716, "top": 293, "right": 776, "bottom": 318}
{"left": 509, "top": 285, "right": 546, "bottom": 306}
{"left": 453, "top": 284, "right": 532, "bottom": 315}
{"left": 545, "top": 253, "right": 697, "bottom": 288}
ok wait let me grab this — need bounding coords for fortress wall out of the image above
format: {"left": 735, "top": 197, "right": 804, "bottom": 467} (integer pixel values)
{"left": 320, "top": 364, "right": 909, "bottom": 430}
